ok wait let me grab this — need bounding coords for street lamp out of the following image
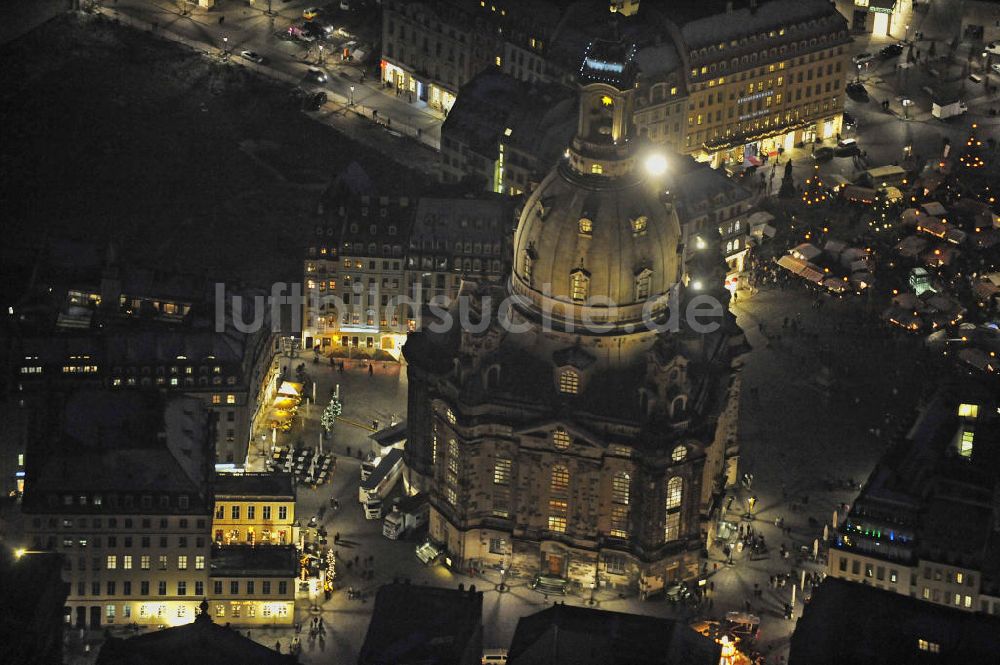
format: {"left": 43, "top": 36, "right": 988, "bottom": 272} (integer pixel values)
{"left": 644, "top": 152, "right": 668, "bottom": 176}
{"left": 350, "top": 85, "right": 355, "bottom": 106}
{"left": 318, "top": 45, "right": 324, "bottom": 65}
{"left": 222, "top": 36, "right": 229, "bottom": 60}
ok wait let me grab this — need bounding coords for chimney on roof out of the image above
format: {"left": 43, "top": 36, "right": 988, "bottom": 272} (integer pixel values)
{"left": 726, "top": 1, "right": 733, "bottom": 12}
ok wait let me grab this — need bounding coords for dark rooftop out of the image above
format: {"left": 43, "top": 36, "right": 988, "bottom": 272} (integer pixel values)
{"left": 358, "top": 582, "right": 483, "bottom": 665}
{"left": 789, "top": 577, "right": 1000, "bottom": 665}
{"left": 507, "top": 604, "right": 720, "bottom": 665}
{"left": 96, "top": 609, "right": 295, "bottom": 665}
{"left": 213, "top": 472, "right": 295, "bottom": 500}
{"left": 209, "top": 545, "right": 298, "bottom": 578}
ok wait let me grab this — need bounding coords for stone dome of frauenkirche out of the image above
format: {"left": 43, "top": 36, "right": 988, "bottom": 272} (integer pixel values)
{"left": 510, "top": 40, "right": 681, "bottom": 333}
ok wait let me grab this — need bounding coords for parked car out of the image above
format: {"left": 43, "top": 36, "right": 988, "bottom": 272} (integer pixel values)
{"left": 992, "top": 63, "right": 1000, "bottom": 75}
{"left": 302, "top": 7, "right": 320, "bottom": 19}
{"left": 239, "top": 50, "right": 264, "bottom": 64}
{"left": 879, "top": 44, "right": 903, "bottom": 59}
{"left": 852, "top": 52, "right": 875, "bottom": 66}
{"left": 303, "top": 91, "right": 327, "bottom": 111}
{"left": 305, "top": 68, "right": 328, "bottom": 83}
{"left": 842, "top": 111, "right": 856, "bottom": 128}
{"left": 835, "top": 143, "right": 860, "bottom": 157}
{"left": 986, "top": 41, "right": 1000, "bottom": 57}
{"left": 846, "top": 81, "right": 869, "bottom": 102}
{"left": 813, "top": 146, "right": 835, "bottom": 162}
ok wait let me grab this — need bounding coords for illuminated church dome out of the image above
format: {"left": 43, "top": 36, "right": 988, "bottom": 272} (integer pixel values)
{"left": 510, "top": 40, "right": 681, "bottom": 332}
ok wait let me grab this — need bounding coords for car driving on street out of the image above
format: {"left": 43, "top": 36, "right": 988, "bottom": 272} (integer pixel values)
{"left": 239, "top": 50, "right": 264, "bottom": 64}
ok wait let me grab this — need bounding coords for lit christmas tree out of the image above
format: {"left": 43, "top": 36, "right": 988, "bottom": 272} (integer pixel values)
{"left": 802, "top": 164, "right": 829, "bottom": 206}
{"left": 872, "top": 187, "right": 903, "bottom": 232}
{"left": 958, "top": 123, "right": 985, "bottom": 170}
{"left": 321, "top": 396, "right": 342, "bottom": 433}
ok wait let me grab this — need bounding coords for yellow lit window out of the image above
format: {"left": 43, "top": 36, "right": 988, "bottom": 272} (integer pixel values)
{"left": 666, "top": 476, "right": 683, "bottom": 509}
{"left": 958, "top": 403, "right": 978, "bottom": 419}
{"left": 495, "top": 56, "right": 502, "bottom": 67}
{"left": 670, "top": 86, "right": 677, "bottom": 95}
{"left": 559, "top": 368, "right": 580, "bottom": 394}
{"left": 226, "top": 394, "right": 236, "bottom": 405}
{"left": 612, "top": 472, "right": 630, "bottom": 505}
{"left": 550, "top": 466, "right": 569, "bottom": 494}
{"left": 959, "top": 430, "right": 974, "bottom": 458}
{"left": 700, "top": 66, "right": 707, "bottom": 74}
{"left": 553, "top": 428, "right": 571, "bottom": 450}
{"left": 493, "top": 458, "right": 512, "bottom": 485}
{"left": 548, "top": 515, "right": 567, "bottom": 533}
{"left": 696, "top": 114, "right": 703, "bottom": 125}
{"left": 578, "top": 218, "right": 593, "bottom": 235}
{"left": 446, "top": 408, "right": 456, "bottom": 425}
{"left": 631, "top": 216, "right": 647, "bottom": 235}
{"left": 590, "top": 164, "right": 603, "bottom": 174}
{"left": 569, "top": 272, "right": 589, "bottom": 302}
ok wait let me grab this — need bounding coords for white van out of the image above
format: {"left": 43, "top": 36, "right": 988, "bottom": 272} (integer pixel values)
{"left": 482, "top": 649, "right": 508, "bottom": 665}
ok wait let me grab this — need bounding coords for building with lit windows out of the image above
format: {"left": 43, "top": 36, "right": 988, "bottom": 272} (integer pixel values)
{"left": 207, "top": 546, "right": 297, "bottom": 627}
{"left": 405, "top": 195, "right": 514, "bottom": 322}
{"left": 380, "top": 0, "right": 568, "bottom": 113}
{"left": 839, "top": 0, "right": 913, "bottom": 39}
{"left": 828, "top": 384, "right": 1000, "bottom": 617}
{"left": 440, "top": 70, "right": 576, "bottom": 195}
{"left": 303, "top": 170, "right": 417, "bottom": 356}
{"left": 21, "top": 392, "right": 214, "bottom": 631}
{"left": 96, "top": 602, "right": 297, "bottom": 665}
{"left": 629, "top": 0, "right": 852, "bottom": 168}
{"left": 430, "top": 1, "right": 851, "bottom": 188}
{"left": 403, "top": 42, "right": 745, "bottom": 593}
{"left": 671, "top": 158, "right": 755, "bottom": 290}
{"left": 789, "top": 577, "right": 1000, "bottom": 665}
{"left": 211, "top": 473, "right": 296, "bottom": 546}
{"left": 12, "top": 256, "right": 279, "bottom": 466}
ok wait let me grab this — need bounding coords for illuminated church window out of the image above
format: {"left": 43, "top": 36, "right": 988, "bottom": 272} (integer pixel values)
{"left": 558, "top": 369, "right": 580, "bottom": 394}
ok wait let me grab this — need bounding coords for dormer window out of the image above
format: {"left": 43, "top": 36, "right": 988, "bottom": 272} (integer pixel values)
{"left": 631, "top": 216, "right": 648, "bottom": 236}
{"left": 590, "top": 164, "right": 603, "bottom": 175}
{"left": 552, "top": 428, "right": 571, "bottom": 450}
{"left": 570, "top": 270, "right": 590, "bottom": 302}
{"left": 578, "top": 218, "right": 593, "bottom": 236}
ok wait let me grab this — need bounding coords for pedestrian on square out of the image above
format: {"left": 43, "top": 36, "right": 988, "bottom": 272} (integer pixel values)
{"left": 354, "top": 554, "right": 359, "bottom": 566}
{"left": 369, "top": 364, "right": 374, "bottom": 376}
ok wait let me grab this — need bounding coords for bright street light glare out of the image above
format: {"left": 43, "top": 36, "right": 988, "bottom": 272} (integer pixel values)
{"left": 644, "top": 153, "right": 667, "bottom": 176}
{"left": 14, "top": 548, "right": 26, "bottom": 559}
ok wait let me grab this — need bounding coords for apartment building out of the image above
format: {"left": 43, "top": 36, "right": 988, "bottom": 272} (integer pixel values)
{"left": 21, "top": 393, "right": 214, "bottom": 631}
{"left": 208, "top": 546, "right": 297, "bottom": 627}
{"left": 304, "top": 191, "right": 416, "bottom": 356}
{"left": 440, "top": 70, "right": 575, "bottom": 194}
{"left": 828, "top": 384, "right": 1000, "bottom": 617}
{"left": 671, "top": 158, "right": 756, "bottom": 289}
{"left": 405, "top": 195, "right": 513, "bottom": 319}
{"left": 211, "top": 472, "right": 296, "bottom": 546}
{"left": 658, "top": 0, "right": 852, "bottom": 167}
{"left": 380, "top": 0, "right": 567, "bottom": 112}
{"left": 304, "top": 167, "right": 516, "bottom": 353}
{"left": 13, "top": 261, "right": 279, "bottom": 466}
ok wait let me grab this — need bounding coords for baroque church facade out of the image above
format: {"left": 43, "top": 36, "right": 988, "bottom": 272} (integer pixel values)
{"left": 403, "top": 40, "right": 746, "bottom": 595}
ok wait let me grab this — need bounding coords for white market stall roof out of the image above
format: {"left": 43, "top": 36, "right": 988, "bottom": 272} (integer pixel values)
{"left": 277, "top": 381, "right": 303, "bottom": 398}
{"left": 790, "top": 243, "right": 822, "bottom": 262}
